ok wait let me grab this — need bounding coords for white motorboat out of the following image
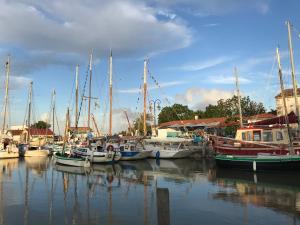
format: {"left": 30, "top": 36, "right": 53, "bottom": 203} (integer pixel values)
{"left": 19, "top": 144, "right": 50, "bottom": 157}
{"left": 53, "top": 152, "right": 91, "bottom": 167}
{"left": 72, "top": 146, "right": 121, "bottom": 163}
{"left": 144, "top": 137, "right": 197, "bottom": 159}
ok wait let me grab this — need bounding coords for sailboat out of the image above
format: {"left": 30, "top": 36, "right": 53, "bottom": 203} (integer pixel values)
{"left": 215, "top": 48, "right": 300, "bottom": 171}
{"left": 0, "top": 56, "right": 19, "bottom": 159}
{"left": 53, "top": 108, "right": 91, "bottom": 167}
{"left": 19, "top": 82, "right": 50, "bottom": 157}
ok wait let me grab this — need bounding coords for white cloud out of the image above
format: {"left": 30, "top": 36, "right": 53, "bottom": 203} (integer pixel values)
{"left": 117, "top": 80, "right": 187, "bottom": 94}
{"left": 175, "top": 88, "right": 233, "bottom": 109}
{"left": 0, "top": 75, "right": 31, "bottom": 90}
{"left": 203, "top": 23, "right": 220, "bottom": 27}
{"left": 174, "top": 56, "right": 234, "bottom": 71}
{"left": 0, "top": 0, "right": 192, "bottom": 59}
{"left": 207, "top": 75, "right": 251, "bottom": 84}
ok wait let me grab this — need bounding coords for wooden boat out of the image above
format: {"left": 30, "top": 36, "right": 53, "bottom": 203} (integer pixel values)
{"left": 215, "top": 154, "right": 300, "bottom": 172}
{"left": 144, "top": 137, "right": 197, "bottom": 159}
{"left": 19, "top": 144, "right": 50, "bottom": 157}
{"left": 53, "top": 152, "right": 90, "bottom": 167}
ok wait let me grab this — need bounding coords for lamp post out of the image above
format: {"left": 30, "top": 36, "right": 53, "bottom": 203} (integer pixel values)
{"left": 149, "top": 99, "right": 161, "bottom": 134}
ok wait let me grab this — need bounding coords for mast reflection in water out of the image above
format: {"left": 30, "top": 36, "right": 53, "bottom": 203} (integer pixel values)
{"left": 0, "top": 158, "right": 299, "bottom": 225}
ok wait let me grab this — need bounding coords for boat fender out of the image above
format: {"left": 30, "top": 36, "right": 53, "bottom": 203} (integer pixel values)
{"left": 107, "top": 145, "right": 114, "bottom": 151}
{"left": 253, "top": 161, "right": 256, "bottom": 172}
{"left": 156, "top": 151, "right": 160, "bottom": 160}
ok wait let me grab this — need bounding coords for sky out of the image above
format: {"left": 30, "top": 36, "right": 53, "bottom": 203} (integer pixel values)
{"left": 0, "top": 0, "right": 300, "bottom": 134}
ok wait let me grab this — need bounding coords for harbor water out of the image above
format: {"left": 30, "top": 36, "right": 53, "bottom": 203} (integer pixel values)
{"left": 0, "top": 157, "right": 300, "bottom": 225}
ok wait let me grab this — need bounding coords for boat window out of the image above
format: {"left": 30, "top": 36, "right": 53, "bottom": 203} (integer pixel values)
{"left": 246, "top": 131, "right": 252, "bottom": 141}
{"left": 241, "top": 132, "right": 246, "bottom": 141}
{"left": 276, "top": 131, "right": 283, "bottom": 141}
{"left": 263, "top": 131, "right": 273, "bottom": 142}
{"left": 120, "top": 146, "right": 124, "bottom": 151}
{"left": 253, "top": 131, "right": 261, "bottom": 141}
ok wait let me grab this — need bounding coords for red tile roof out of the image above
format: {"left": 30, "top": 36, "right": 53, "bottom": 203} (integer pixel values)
{"left": 275, "top": 88, "right": 300, "bottom": 98}
{"left": 28, "top": 128, "right": 54, "bottom": 136}
{"left": 158, "top": 117, "right": 227, "bottom": 128}
{"left": 248, "top": 113, "right": 276, "bottom": 120}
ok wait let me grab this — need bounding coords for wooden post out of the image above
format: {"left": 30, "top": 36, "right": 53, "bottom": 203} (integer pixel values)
{"left": 235, "top": 67, "right": 243, "bottom": 128}
{"left": 2, "top": 56, "right": 10, "bottom": 133}
{"left": 286, "top": 21, "right": 300, "bottom": 133}
{"left": 109, "top": 50, "right": 113, "bottom": 136}
{"left": 143, "top": 60, "right": 147, "bottom": 136}
{"left": 156, "top": 188, "right": 170, "bottom": 225}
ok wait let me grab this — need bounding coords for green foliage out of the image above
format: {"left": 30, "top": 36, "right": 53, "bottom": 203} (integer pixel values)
{"left": 133, "top": 114, "right": 152, "bottom": 135}
{"left": 158, "top": 104, "right": 194, "bottom": 124}
{"left": 31, "top": 120, "right": 51, "bottom": 129}
{"left": 158, "top": 96, "right": 266, "bottom": 124}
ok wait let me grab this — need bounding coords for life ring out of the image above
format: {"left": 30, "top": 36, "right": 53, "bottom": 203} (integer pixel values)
{"left": 107, "top": 145, "right": 114, "bottom": 151}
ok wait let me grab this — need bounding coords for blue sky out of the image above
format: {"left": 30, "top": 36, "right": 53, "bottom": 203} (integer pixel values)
{"left": 0, "top": 0, "right": 300, "bottom": 133}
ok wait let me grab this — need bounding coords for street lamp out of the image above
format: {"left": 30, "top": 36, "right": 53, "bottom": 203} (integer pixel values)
{"left": 149, "top": 99, "right": 161, "bottom": 133}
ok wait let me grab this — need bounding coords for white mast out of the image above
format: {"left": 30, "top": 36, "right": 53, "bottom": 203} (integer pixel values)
{"left": 235, "top": 67, "right": 243, "bottom": 128}
{"left": 276, "top": 47, "right": 293, "bottom": 150}
{"left": 27, "top": 81, "right": 33, "bottom": 144}
{"left": 286, "top": 21, "right": 300, "bottom": 133}
{"left": 143, "top": 59, "right": 147, "bottom": 136}
{"left": 88, "top": 51, "right": 93, "bottom": 130}
{"left": 52, "top": 89, "right": 56, "bottom": 140}
{"left": 2, "top": 56, "right": 10, "bottom": 133}
{"left": 109, "top": 50, "right": 113, "bottom": 136}
{"left": 75, "top": 64, "right": 79, "bottom": 129}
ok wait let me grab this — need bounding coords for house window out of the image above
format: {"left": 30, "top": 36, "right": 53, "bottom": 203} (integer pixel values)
{"left": 276, "top": 131, "right": 283, "bottom": 141}
{"left": 241, "top": 132, "right": 246, "bottom": 141}
{"left": 253, "top": 131, "right": 261, "bottom": 141}
{"left": 263, "top": 131, "right": 273, "bottom": 142}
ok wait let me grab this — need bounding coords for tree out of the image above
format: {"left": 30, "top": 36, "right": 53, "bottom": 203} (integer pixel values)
{"left": 31, "top": 120, "right": 51, "bottom": 129}
{"left": 158, "top": 104, "right": 194, "bottom": 124}
{"left": 133, "top": 114, "right": 152, "bottom": 135}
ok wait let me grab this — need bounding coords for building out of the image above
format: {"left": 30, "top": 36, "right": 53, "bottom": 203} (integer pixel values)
{"left": 247, "top": 113, "right": 276, "bottom": 124}
{"left": 275, "top": 88, "right": 300, "bottom": 116}
{"left": 69, "top": 127, "right": 92, "bottom": 139}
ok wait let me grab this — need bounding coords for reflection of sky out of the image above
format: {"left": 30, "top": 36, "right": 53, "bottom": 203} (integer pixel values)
{"left": 0, "top": 158, "right": 299, "bottom": 225}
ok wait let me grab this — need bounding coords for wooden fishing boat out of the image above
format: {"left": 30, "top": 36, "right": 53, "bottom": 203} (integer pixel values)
{"left": 53, "top": 152, "right": 90, "bottom": 167}
{"left": 215, "top": 154, "right": 300, "bottom": 172}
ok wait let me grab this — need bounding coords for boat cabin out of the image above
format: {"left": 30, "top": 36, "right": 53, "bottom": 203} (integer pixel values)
{"left": 235, "top": 125, "right": 291, "bottom": 144}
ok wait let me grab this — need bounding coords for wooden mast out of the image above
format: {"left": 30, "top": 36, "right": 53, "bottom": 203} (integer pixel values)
{"left": 52, "top": 89, "right": 56, "bottom": 141}
{"left": 88, "top": 52, "right": 93, "bottom": 130}
{"left": 276, "top": 47, "right": 293, "bottom": 150}
{"left": 75, "top": 64, "right": 79, "bottom": 129}
{"left": 109, "top": 50, "right": 113, "bottom": 136}
{"left": 2, "top": 56, "right": 10, "bottom": 133}
{"left": 235, "top": 67, "right": 243, "bottom": 128}
{"left": 286, "top": 21, "right": 300, "bottom": 133}
{"left": 62, "top": 107, "right": 70, "bottom": 154}
{"left": 143, "top": 60, "right": 147, "bottom": 136}
{"left": 27, "top": 81, "right": 33, "bottom": 144}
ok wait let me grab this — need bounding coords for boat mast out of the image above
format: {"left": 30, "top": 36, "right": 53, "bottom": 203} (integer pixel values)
{"left": 52, "top": 89, "right": 56, "bottom": 142}
{"left": 286, "top": 21, "right": 300, "bottom": 133}
{"left": 109, "top": 50, "right": 113, "bottom": 136}
{"left": 62, "top": 107, "right": 70, "bottom": 154}
{"left": 276, "top": 47, "right": 293, "bottom": 149}
{"left": 27, "top": 81, "right": 33, "bottom": 144}
{"left": 143, "top": 59, "right": 147, "bottom": 136}
{"left": 235, "top": 67, "right": 243, "bottom": 128}
{"left": 2, "top": 56, "right": 10, "bottom": 133}
{"left": 75, "top": 64, "right": 79, "bottom": 129}
{"left": 88, "top": 51, "right": 93, "bottom": 130}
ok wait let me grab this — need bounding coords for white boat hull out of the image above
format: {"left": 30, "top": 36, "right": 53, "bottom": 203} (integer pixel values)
{"left": 0, "top": 151, "right": 19, "bottom": 159}
{"left": 24, "top": 149, "right": 50, "bottom": 157}
{"left": 89, "top": 151, "right": 121, "bottom": 163}
{"left": 53, "top": 153, "right": 90, "bottom": 167}
{"left": 149, "top": 149, "right": 196, "bottom": 159}
{"left": 120, "top": 150, "right": 152, "bottom": 161}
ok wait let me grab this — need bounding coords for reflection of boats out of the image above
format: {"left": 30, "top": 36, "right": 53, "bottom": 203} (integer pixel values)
{"left": 92, "top": 163, "right": 122, "bottom": 175}
{"left": 215, "top": 154, "right": 300, "bottom": 172}
{"left": 213, "top": 169, "right": 300, "bottom": 217}
{"left": 54, "top": 164, "right": 91, "bottom": 175}
{"left": 144, "top": 138, "right": 197, "bottom": 159}
{"left": 25, "top": 157, "right": 49, "bottom": 176}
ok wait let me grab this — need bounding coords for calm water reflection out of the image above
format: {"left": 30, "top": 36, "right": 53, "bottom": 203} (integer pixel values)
{"left": 0, "top": 157, "right": 299, "bottom": 225}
